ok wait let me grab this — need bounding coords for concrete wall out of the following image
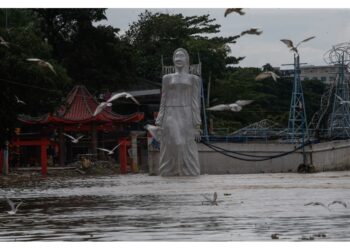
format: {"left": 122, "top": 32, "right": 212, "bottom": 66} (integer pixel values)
{"left": 148, "top": 139, "right": 350, "bottom": 175}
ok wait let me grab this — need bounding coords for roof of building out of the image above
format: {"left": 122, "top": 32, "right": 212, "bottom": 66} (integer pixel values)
{"left": 18, "top": 85, "right": 144, "bottom": 125}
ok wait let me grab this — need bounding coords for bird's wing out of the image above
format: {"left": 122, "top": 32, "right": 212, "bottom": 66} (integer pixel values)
{"left": 201, "top": 194, "right": 213, "bottom": 202}
{"left": 107, "top": 92, "right": 126, "bottom": 103}
{"left": 270, "top": 72, "right": 280, "bottom": 82}
{"left": 304, "top": 202, "right": 314, "bottom": 206}
{"left": 127, "top": 94, "right": 140, "bottom": 105}
{"left": 145, "top": 125, "right": 161, "bottom": 140}
{"left": 93, "top": 103, "right": 107, "bottom": 116}
{"left": 328, "top": 200, "right": 347, "bottom": 208}
{"left": 45, "top": 62, "right": 57, "bottom": 75}
{"left": 76, "top": 135, "right": 84, "bottom": 140}
{"left": 97, "top": 148, "right": 110, "bottom": 153}
{"left": 63, "top": 133, "right": 75, "bottom": 140}
{"left": 255, "top": 72, "right": 270, "bottom": 81}
{"left": 4, "top": 196, "right": 15, "bottom": 210}
{"left": 335, "top": 94, "right": 344, "bottom": 102}
{"left": 26, "top": 58, "right": 41, "bottom": 62}
{"left": 207, "top": 104, "right": 230, "bottom": 111}
{"left": 15, "top": 201, "right": 23, "bottom": 210}
{"left": 111, "top": 143, "right": 122, "bottom": 152}
{"left": 213, "top": 192, "right": 217, "bottom": 202}
{"left": 280, "top": 39, "right": 294, "bottom": 48}
{"left": 224, "top": 9, "right": 235, "bottom": 17}
{"left": 296, "top": 36, "right": 315, "bottom": 47}
{"left": 235, "top": 100, "right": 254, "bottom": 106}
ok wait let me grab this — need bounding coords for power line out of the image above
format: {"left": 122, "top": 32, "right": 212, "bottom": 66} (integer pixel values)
{"left": 0, "top": 78, "right": 62, "bottom": 93}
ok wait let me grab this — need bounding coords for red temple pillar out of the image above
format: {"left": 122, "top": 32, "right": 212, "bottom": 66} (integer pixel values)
{"left": 118, "top": 138, "right": 127, "bottom": 174}
{"left": 41, "top": 139, "right": 48, "bottom": 177}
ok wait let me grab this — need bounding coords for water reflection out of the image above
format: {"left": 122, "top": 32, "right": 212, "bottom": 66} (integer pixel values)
{"left": 0, "top": 172, "right": 350, "bottom": 241}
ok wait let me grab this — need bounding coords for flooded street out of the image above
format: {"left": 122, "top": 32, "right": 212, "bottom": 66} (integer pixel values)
{"left": 1, "top": 171, "right": 350, "bottom": 241}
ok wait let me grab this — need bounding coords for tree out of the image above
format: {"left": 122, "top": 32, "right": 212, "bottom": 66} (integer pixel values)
{"left": 33, "top": 9, "right": 137, "bottom": 92}
{"left": 126, "top": 11, "right": 243, "bottom": 83}
{"left": 0, "top": 11, "right": 71, "bottom": 148}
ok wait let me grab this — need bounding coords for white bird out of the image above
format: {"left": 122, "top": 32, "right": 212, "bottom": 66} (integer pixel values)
{"left": 0, "top": 36, "right": 10, "bottom": 48}
{"left": 4, "top": 196, "right": 23, "bottom": 215}
{"left": 224, "top": 8, "right": 245, "bottom": 17}
{"left": 97, "top": 143, "right": 121, "bottom": 155}
{"left": 207, "top": 100, "right": 254, "bottom": 112}
{"left": 280, "top": 36, "right": 315, "bottom": 54}
{"left": 26, "top": 58, "right": 57, "bottom": 75}
{"left": 201, "top": 192, "right": 218, "bottom": 205}
{"left": 93, "top": 92, "right": 140, "bottom": 116}
{"left": 335, "top": 94, "right": 350, "bottom": 105}
{"left": 63, "top": 133, "right": 84, "bottom": 143}
{"left": 328, "top": 200, "right": 347, "bottom": 208}
{"left": 304, "top": 202, "right": 330, "bottom": 211}
{"left": 255, "top": 71, "right": 280, "bottom": 82}
{"left": 144, "top": 124, "right": 162, "bottom": 142}
{"left": 15, "top": 95, "right": 26, "bottom": 105}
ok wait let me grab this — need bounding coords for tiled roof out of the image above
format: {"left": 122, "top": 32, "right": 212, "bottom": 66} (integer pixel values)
{"left": 19, "top": 85, "right": 144, "bottom": 125}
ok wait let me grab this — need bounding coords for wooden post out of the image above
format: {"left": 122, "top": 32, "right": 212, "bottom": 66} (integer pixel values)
{"left": 41, "top": 139, "right": 48, "bottom": 176}
{"left": 118, "top": 138, "right": 127, "bottom": 174}
{"left": 91, "top": 122, "right": 98, "bottom": 159}
{"left": 58, "top": 126, "right": 66, "bottom": 166}
{"left": 130, "top": 133, "right": 139, "bottom": 173}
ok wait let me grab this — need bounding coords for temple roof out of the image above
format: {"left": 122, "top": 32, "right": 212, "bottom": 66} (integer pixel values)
{"left": 18, "top": 85, "right": 144, "bottom": 125}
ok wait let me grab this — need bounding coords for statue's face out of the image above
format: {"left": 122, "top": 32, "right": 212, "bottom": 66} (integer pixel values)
{"left": 174, "top": 51, "right": 187, "bottom": 68}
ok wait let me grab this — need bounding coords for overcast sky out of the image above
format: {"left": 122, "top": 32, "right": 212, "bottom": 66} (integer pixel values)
{"left": 97, "top": 8, "right": 350, "bottom": 69}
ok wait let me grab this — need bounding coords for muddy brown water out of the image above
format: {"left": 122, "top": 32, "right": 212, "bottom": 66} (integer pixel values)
{"left": 1, "top": 171, "right": 350, "bottom": 241}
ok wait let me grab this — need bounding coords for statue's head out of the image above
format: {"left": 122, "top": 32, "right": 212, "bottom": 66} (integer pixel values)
{"left": 173, "top": 48, "right": 189, "bottom": 73}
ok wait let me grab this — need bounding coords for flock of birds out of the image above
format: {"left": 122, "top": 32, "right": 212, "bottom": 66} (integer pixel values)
{"left": 3, "top": 192, "right": 347, "bottom": 215}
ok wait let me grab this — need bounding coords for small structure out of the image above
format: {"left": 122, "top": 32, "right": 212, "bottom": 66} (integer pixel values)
{"left": 12, "top": 85, "right": 144, "bottom": 176}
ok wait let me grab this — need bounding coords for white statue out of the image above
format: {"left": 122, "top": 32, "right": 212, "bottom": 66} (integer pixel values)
{"left": 155, "top": 48, "right": 202, "bottom": 176}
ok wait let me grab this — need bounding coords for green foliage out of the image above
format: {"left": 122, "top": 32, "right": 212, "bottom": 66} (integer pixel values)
{"left": 126, "top": 11, "right": 243, "bottom": 82}
{"left": 32, "top": 8, "right": 136, "bottom": 92}
{"left": 0, "top": 10, "right": 71, "bottom": 148}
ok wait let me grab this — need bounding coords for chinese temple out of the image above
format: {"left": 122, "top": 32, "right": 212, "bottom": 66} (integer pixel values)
{"left": 10, "top": 85, "right": 144, "bottom": 176}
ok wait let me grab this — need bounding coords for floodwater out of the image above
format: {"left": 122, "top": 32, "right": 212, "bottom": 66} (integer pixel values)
{"left": 0, "top": 171, "right": 350, "bottom": 241}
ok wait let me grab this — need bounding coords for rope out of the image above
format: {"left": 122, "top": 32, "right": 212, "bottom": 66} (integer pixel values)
{"left": 200, "top": 139, "right": 309, "bottom": 162}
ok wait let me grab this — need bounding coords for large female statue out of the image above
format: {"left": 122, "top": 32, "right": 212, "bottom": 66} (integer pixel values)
{"left": 155, "top": 48, "right": 201, "bottom": 176}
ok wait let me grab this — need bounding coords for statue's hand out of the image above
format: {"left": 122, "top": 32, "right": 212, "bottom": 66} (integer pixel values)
{"left": 194, "top": 126, "right": 202, "bottom": 142}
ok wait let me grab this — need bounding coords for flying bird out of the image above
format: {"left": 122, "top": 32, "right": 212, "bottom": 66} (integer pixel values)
{"left": 304, "top": 202, "right": 330, "bottom": 211}
{"left": 97, "top": 143, "right": 121, "bottom": 155}
{"left": 0, "top": 36, "right": 10, "bottom": 48}
{"left": 144, "top": 124, "right": 162, "bottom": 142}
{"left": 63, "top": 133, "right": 84, "bottom": 143}
{"left": 241, "top": 28, "right": 263, "bottom": 36}
{"left": 255, "top": 71, "right": 280, "bottom": 82}
{"left": 207, "top": 100, "right": 254, "bottom": 112}
{"left": 335, "top": 94, "right": 350, "bottom": 105}
{"left": 4, "top": 196, "right": 23, "bottom": 215}
{"left": 26, "top": 58, "right": 57, "bottom": 75}
{"left": 15, "top": 95, "right": 26, "bottom": 105}
{"left": 280, "top": 36, "right": 316, "bottom": 54}
{"left": 328, "top": 200, "right": 347, "bottom": 208}
{"left": 93, "top": 92, "right": 140, "bottom": 116}
{"left": 224, "top": 8, "right": 245, "bottom": 17}
{"left": 201, "top": 192, "right": 218, "bottom": 205}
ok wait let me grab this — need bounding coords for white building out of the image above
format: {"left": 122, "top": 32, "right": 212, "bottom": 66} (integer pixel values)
{"left": 280, "top": 65, "right": 349, "bottom": 84}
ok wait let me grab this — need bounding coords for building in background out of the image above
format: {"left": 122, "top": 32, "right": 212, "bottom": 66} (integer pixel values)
{"left": 279, "top": 65, "right": 350, "bottom": 84}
